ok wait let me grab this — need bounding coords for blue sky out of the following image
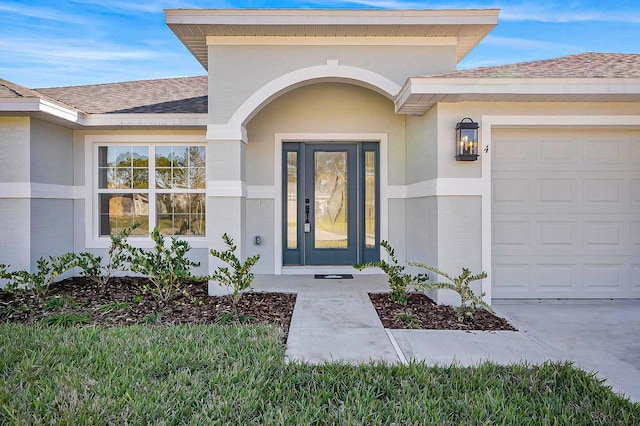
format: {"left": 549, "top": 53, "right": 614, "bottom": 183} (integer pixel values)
{"left": 1, "top": 0, "right": 638, "bottom": 89}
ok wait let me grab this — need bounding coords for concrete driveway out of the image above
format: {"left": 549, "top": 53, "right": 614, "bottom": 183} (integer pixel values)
{"left": 494, "top": 300, "right": 640, "bottom": 402}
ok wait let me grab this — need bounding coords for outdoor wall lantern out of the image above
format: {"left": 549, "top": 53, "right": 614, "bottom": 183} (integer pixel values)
{"left": 455, "top": 117, "right": 479, "bottom": 161}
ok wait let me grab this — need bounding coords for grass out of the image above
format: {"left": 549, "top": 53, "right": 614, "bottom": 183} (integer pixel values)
{"left": 1, "top": 324, "right": 638, "bottom": 425}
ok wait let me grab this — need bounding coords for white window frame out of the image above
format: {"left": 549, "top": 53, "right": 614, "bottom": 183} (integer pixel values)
{"left": 85, "top": 134, "right": 208, "bottom": 249}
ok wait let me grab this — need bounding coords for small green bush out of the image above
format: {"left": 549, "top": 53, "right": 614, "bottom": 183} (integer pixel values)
{"left": 355, "top": 240, "right": 429, "bottom": 305}
{"left": 1, "top": 253, "right": 76, "bottom": 298}
{"left": 126, "top": 228, "right": 201, "bottom": 304}
{"left": 42, "top": 296, "right": 77, "bottom": 311}
{"left": 411, "top": 263, "right": 492, "bottom": 323}
{"left": 94, "top": 301, "right": 131, "bottom": 314}
{"left": 41, "top": 313, "right": 92, "bottom": 327}
{"left": 74, "top": 226, "right": 135, "bottom": 286}
{"left": 209, "top": 233, "right": 260, "bottom": 311}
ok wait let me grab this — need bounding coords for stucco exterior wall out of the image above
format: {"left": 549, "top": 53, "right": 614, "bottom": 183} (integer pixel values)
{"left": 406, "top": 106, "right": 438, "bottom": 184}
{"left": 0, "top": 199, "right": 30, "bottom": 272}
{"left": 208, "top": 44, "right": 457, "bottom": 124}
{"left": 30, "top": 119, "right": 73, "bottom": 185}
{"left": 0, "top": 117, "right": 30, "bottom": 183}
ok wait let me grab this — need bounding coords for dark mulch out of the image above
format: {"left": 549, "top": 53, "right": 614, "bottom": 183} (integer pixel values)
{"left": 0, "top": 277, "right": 296, "bottom": 338}
{"left": 369, "top": 292, "right": 517, "bottom": 331}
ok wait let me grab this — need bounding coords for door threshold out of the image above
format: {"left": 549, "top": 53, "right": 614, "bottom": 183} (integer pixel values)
{"left": 281, "top": 265, "right": 382, "bottom": 275}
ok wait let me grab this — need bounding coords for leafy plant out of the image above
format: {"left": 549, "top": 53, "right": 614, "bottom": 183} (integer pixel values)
{"left": 1, "top": 253, "right": 77, "bottom": 298}
{"left": 74, "top": 226, "right": 135, "bottom": 286}
{"left": 126, "top": 228, "right": 200, "bottom": 304}
{"left": 410, "top": 264, "right": 492, "bottom": 323}
{"left": 42, "top": 295, "right": 77, "bottom": 311}
{"left": 395, "top": 310, "right": 421, "bottom": 329}
{"left": 95, "top": 301, "right": 131, "bottom": 314}
{"left": 355, "top": 240, "right": 429, "bottom": 305}
{"left": 41, "top": 313, "right": 92, "bottom": 327}
{"left": 209, "top": 233, "right": 260, "bottom": 312}
{"left": 143, "top": 312, "right": 162, "bottom": 324}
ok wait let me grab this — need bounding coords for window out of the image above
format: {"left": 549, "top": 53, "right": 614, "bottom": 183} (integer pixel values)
{"left": 97, "top": 144, "right": 206, "bottom": 237}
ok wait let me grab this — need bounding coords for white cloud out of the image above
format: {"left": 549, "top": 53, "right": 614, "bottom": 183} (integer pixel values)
{"left": 0, "top": 3, "right": 90, "bottom": 24}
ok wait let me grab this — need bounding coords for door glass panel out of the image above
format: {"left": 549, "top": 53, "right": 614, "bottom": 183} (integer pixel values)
{"left": 314, "top": 151, "right": 348, "bottom": 249}
{"left": 365, "top": 151, "right": 376, "bottom": 248}
{"left": 286, "top": 151, "right": 297, "bottom": 249}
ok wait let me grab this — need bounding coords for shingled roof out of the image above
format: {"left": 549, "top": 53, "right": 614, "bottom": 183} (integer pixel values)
{"left": 426, "top": 53, "right": 640, "bottom": 78}
{"left": 36, "top": 76, "right": 208, "bottom": 114}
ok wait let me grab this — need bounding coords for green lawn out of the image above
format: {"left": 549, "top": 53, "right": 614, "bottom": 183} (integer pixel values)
{"left": 1, "top": 324, "right": 638, "bottom": 425}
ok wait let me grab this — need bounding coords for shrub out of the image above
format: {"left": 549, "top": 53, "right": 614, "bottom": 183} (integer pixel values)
{"left": 74, "top": 226, "right": 135, "bottom": 286}
{"left": 41, "top": 312, "right": 92, "bottom": 327}
{"left": 1, "top": 253, "right": 77, "bottom": 298}
{"left": 354, "top": 240, "right": 429, "bottom": 305}
{"left": 410, "top": 263, "right": 492, "bottom": 323}
{"left": 126, "top": 228, "right": 201, "bottom": 304}
{"left": 209, "top": 233, "right": 260, "bottom": 311}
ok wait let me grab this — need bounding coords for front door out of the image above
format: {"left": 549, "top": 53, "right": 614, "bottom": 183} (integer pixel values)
{"left": 283, "top": 142, "right": 379, "bottom": 266}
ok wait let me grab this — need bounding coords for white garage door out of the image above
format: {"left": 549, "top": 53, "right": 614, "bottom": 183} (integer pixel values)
{"left": 492, "top": 128, "right": 640, "bottom": 298}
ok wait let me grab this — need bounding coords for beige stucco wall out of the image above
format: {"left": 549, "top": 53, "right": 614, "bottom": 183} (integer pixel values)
{"left": 208, "top": 44, "right": 457, "bottom": 124}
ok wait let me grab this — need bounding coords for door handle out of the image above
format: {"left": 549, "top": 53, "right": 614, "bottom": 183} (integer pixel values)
{"left": 304, "top": 198, "right": 311, "bottom": 233}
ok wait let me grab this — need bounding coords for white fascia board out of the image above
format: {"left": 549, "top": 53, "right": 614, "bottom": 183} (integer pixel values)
{"left": 405, "top": 77, "right": 640, "bottom": 96}
{"left": 81, "top": 113, "right": 208, "bottom": 127}
{"left": 0, "top": 98, "right": 41, "bottom": 112}
{"left": 0, "top": 98, "right": 81, "bottom": 123}
{"left": 166, "top": 9, "right": 499, "bottom": 26}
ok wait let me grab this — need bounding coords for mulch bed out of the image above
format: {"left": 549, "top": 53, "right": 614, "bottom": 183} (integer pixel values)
{"left": 369, "top": 292, "right": 517, "bottom": 331}
{"left": 0, "top": 277, "right": 296, "bottom": 338}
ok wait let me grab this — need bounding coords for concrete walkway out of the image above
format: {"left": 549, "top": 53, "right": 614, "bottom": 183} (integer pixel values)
{"left": 252, "top": 274, "right": 640, "bottom": 402}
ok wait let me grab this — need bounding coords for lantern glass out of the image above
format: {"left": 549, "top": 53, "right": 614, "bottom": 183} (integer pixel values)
{"left": 455, "top": 118, "right": 479, "bottom": 161}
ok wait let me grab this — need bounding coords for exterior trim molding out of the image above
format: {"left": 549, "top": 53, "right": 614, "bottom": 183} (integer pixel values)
{"left": 227, "top": 62, "right": 402, "bottom": 128}
{"left": 207, "top": 181, "right": 247, "bottom": 198}
{"left": 0, "top": 183, "right": 85, "bottom": 199}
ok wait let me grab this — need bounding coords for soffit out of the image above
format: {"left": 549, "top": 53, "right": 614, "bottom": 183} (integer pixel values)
{"left": 165, "top": 9, "right": 499, "bottom": 68}
{"left": 395, "top": 78, "right": 640, "bottom": 114}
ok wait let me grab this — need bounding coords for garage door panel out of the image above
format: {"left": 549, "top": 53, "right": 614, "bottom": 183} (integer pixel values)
{"left": 632, "top": 265, "right": 640, "bottom": 291}
{"left": 537, "top": 221, "right": 577, "bottom": 250}
{"left": 492, "top": 128, "right": 638, "bottom": 298}
{"left": 631, "top": 180, "right": 640, "bottom": 210}
{"left": 539, "top": 179, "right": 577, "bottom": 205}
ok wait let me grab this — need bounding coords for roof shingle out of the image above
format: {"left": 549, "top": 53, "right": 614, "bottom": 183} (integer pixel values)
{"left": 426, "top": 53, "right": 640, "bottom": 79}
{"left": 36, "top": 76, "right": 208, "bottom": 114}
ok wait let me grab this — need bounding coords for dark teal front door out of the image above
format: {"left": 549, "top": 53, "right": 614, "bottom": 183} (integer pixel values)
{"left": 283, "top": 142, "right": 379, "bottom": 266}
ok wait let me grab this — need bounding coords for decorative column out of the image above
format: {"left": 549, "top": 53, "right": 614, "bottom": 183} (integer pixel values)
{"left": 206, "top": 125, "right": 247, "bottom": 295}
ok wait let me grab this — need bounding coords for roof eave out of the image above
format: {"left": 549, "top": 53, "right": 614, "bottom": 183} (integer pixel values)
{"left": 395, "top": 77, "right": 640, "bottom": 114}
{"left": 165, "top": 8, "right": 499, "bottom": 69}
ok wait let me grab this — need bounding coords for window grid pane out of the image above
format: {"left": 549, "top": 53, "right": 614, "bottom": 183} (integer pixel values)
{"left": 98, "top": 144, "right": 205, "bottom": 237}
